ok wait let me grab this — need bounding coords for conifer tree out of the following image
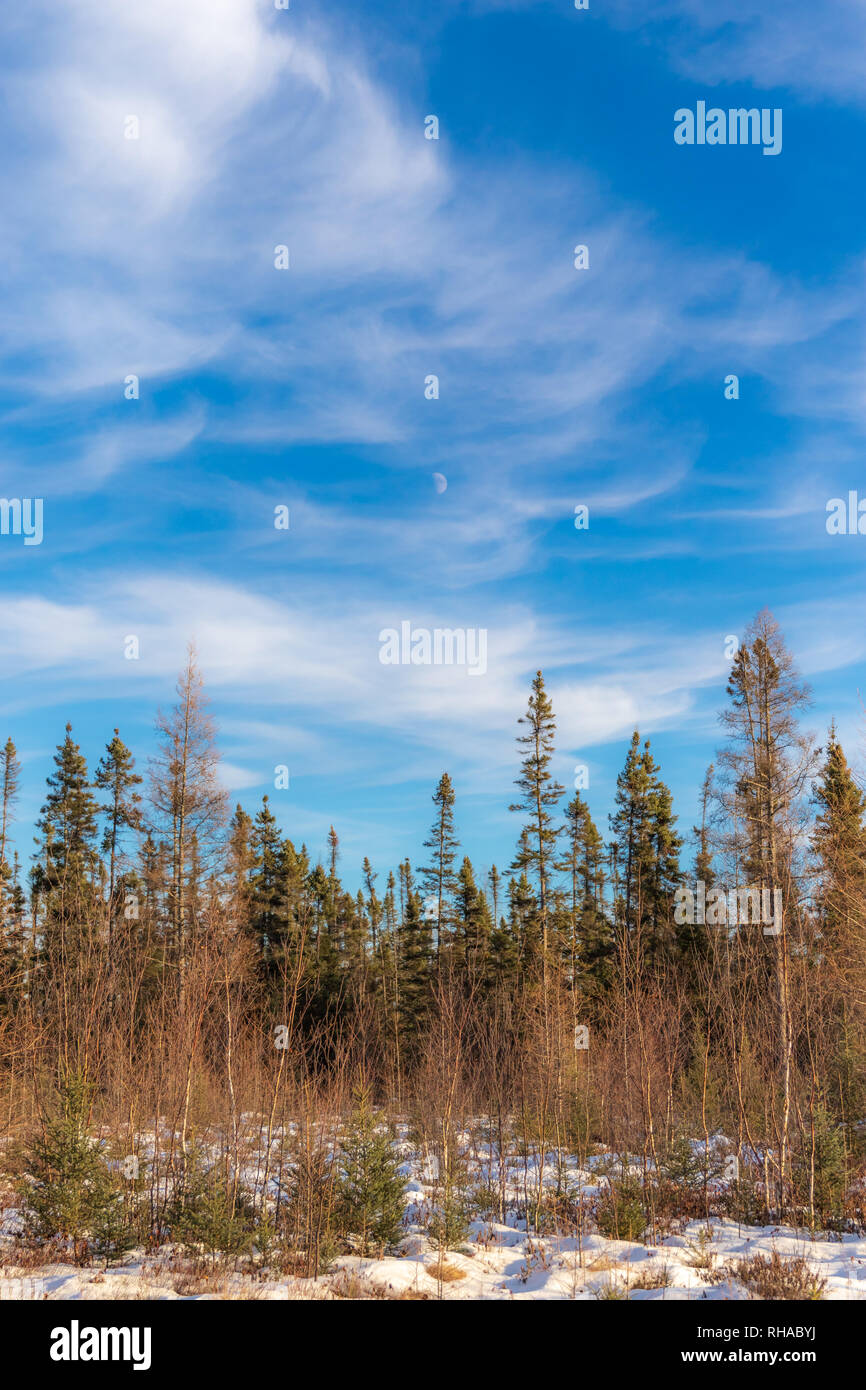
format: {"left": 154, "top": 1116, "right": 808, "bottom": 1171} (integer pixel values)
{"left": 507, "top": 867, "right": 541, "bottom": 975}
{"left": 610, "top": 732, "right": 682, "bottom": 966}
{"left": 249, "top": 796, "right": 284, "bottom": 969}
{"left": 36, "top": 724, "right": 101, "bottom": 945}
{"left": 95, "top": 729, "right": 143, "bottom": 940}
{"left": 327, "top": 826, "right": 339, "bottom": 884}
{"left": 226, "top": 805, "right": 254, "bottom": 928}
{"left": 558, "top": 793, "right": 612, "bottom": 997}
{"left": 0, "top": 737, "right": 21, "bottom": 904}
{"left": 418, "top": 773, "right": 459, "bottom": 964}
{"left": 336, "top": 1085, "right": 406, "bottom": 1256}
{"left": 694, "top": 764, "right": 716, "bottom": 889}
{"left": 510, "top": 672, "right": 564, "bottom": 974}
{"left": 363, "top": 857, "right": 382, "bottom": 957}
{"left": 487, "top": 864, "right": 502, "bottom": 926}
{"left": 811, "top": 724, "right": 866, "bottom": 1129}
{"left": 397, "top": 864, "right": 431, "bottom": 1050}
{"left": 812, "top": 725, "right": 866, "bottom": 963}
{"left": 18, "top": 1071, "right": 135, "bottom": 1263}
{"left": 454, "top": 856, "right": 493, "bottom": 976}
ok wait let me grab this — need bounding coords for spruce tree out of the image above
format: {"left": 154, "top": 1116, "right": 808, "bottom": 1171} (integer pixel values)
{"left": 249, "top": 796, "right": 285, "bottom": 969}
{"left": 454, "top": 856, "right": 493, "bottom": 976}
{"left": 558, "top": 793, "right": 612, "bottom": 998}
{"left": 610, "top": 732, "right": 681, "bottom": 966}
{"left": 510, "top": 672, "right": 564, "bottom": 975}
{"left": 337, "top": 1085, "right": 406, "bottom": 1256}
{"left": 487, "top": 864, "right": 502, "bottom": 926}
{"left": 0, "top": 737, "right": 21, "bottom": 902}
{"left": 812, "top": 725, "right": 866, "bottom": 965}
{"left": 226, "top": 805, "right": 254, "bottom": 928}
{"left": 397, "top": 863, "right": 432, "bottom": 1052}
{"left": 18, "top": 1071, "right": 135, "bottom": 1264}
{"left": 36, "top": 724, "right": 101, "bottom": 946}
{"left": 811, "top": 725, "right": 866, "bottom": 1135}
{"left": 418, "top": 773, "right": 459, "bottom": 964}
{"left": 95, "top": 729, "right": 143, "bottom": 940}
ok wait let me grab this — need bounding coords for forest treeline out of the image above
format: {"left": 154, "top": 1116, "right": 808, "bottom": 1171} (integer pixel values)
{"left": 2, "top": 606, "right": 866, "bottom": 1237}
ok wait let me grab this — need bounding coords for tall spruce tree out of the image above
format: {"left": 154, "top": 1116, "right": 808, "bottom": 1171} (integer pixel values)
{"left": 0, "top": 738, "right": 21, "bottom": 898}
{"left": 418, "top": 773, "right": 459, "bottom": 965}
{"left": 558, "top": 793, "right": 612, "bottom": 997}
{"left": 397, "top": 862, "right": 431, "bottom": 1051}
{"left": 811, "top": 723, "right": 866, "bottom": 1124}
{"left": 510, "top": 672, "right": 564, "bottom": 975}
{"left": 249, "top": 796, "right": 284, "bottom": 969}
{"left": 609, "top": 732, "right": 682, "bottom": 966}
{"left": 36, "top": 724, "right": 101, "bottom": 945}
{"left": 95, "top": 729, "right": 143, "bottom": 941}
{"left": 454, "top": 856, "right": 493, "bottom": 976}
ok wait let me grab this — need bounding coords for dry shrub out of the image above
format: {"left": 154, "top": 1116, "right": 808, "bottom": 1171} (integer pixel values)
{"left": 729, "top": 1250, "right": 826, "bottom": 1301}
{"left": 629, "top": 1262, "right": 672, "bottom": 1290}
{"left": 330, "top": 1271, "right": 431, "bottom": 1300}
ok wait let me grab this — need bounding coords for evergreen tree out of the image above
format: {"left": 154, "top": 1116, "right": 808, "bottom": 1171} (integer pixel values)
{"left": 507, "top": 867, "right": 541, "bottom": 976}
{"left": 812, "top": 725, "right": 866, "bottom": 967}
{"left": 249, "top": 796, "right": 284, "bottom": 969}
{"left": 36, "top": 724, "right": 101, "bottom": 944}
{"left": 0, "top": 737, "right": 21, "bottom": 905}
{"left": 336, "top": 1086, "right": 406, "bottom": 1256}
{"left": 811, "top": 724, "right": 866, "bottom": 1134}
{"left": 558, "top": 793, "right": 612, "bottom": 997}
{"left": 0, "top": 738, "right": 22, "bottom": 988}
{"left": 418, "top": 773, "right": 459, "bottom": 964}
{"left": 609, "top": 732, "right": 682, "bottom": 966}
{"left": 510, "top": 672, "right": 564, "bottom": 974}
{"left": 397, "top": 863, "right": 431, "bottom": 1050}
{"left": 226, "top": 804, "right": 254, "bottom": 929}
{"left": 454, "top": 856, "right": 493, "bottom": 976}
{"left": 327, "top": 825, "right": 339, "bottom": 884}
{"left": 18, "top": 1072, "right": 136, "bottom": 1263}
{"left": 487, "top": 864, "right": 502, "bottom": 926}
{"left": 95, "top": 729, "right": 143, "bottom": 940}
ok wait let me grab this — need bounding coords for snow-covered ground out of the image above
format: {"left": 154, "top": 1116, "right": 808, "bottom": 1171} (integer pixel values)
{"left": 3, "top": 1132, "right": 866, "bottom": 1300}
{"left": 2, "top": 1218, "right": 865, "bottom": 1300}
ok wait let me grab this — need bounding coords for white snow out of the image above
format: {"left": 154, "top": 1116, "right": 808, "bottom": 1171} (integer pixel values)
{"left": 3, "top": 1131, "right": 865, "bottom": 1300}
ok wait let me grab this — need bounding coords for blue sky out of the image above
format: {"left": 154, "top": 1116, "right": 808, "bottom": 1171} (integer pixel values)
{"left": 2, "top": 0, "right": 866, "bottom": 889}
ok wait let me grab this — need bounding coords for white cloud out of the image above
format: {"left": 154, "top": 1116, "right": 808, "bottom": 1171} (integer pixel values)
{"left": 0, "top": 571, "right": 820, "bottom": 769}
{"left": 0, "top": 0, "right": 852, "bottom": 513}
{"left": 608, "top": 0, "right": 866, "bottom": 106}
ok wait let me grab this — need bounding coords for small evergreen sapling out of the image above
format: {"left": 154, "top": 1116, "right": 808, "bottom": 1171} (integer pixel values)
{"left": 17, "top": 1072, "right": 135, "bottom": 1264}
{"left": 337, "top": 1086, "right": 406, "bottom": 1257}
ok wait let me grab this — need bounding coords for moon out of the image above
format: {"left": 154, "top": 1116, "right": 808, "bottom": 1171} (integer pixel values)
{"left": 432, "top": 472, "right": 447, "bottom": 494}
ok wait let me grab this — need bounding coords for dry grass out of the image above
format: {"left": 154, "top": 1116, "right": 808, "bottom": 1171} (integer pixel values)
{"left": 728, "top": 1250, "right": 826, "bottom": 1301}
{"left": 330, "top": 1272, "right": 432, "bottom": 1300}
{"left": 628, "top": 1263, "right": 672, "bottom": 1290}
{"left": 427, "top": 1260, "right": 466, "bottom": 1283}
{"left": 585, "top": 1252, "right": 622, "bottom": 1272}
